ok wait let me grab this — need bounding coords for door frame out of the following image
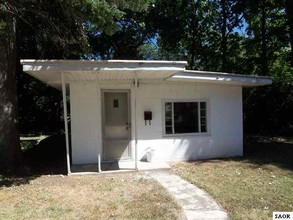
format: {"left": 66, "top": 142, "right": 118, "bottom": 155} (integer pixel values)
{"left": 101, "top": 89, "right": 131, "bottom": 162}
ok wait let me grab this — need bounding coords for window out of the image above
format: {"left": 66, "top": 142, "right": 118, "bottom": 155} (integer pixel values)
{"left": 164, "top": 101, "right": 208, "bottom": 135}
{"left": 113, "top": 99, "right": 119, "bottom": 108}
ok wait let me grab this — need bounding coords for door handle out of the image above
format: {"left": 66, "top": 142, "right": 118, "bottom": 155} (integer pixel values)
{"left": 126, "top": 122, "right": 130, "bottom": 130}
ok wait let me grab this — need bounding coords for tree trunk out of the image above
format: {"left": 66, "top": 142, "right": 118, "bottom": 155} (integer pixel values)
{"left": 260, "top": 0, "right": 268, "bottom": 76}
{"left": 285, "top": 0, "right": 293, "bottom": 66}
{"left": 0, "top": 12, "right": 21, "bottom": 173}
{"left": 221, "top": 0, "right": 228, "bottom": 72}
{"left": 189, "top": 0, "right": 200, "bottom": 70}
{"left": 189, "top": 34, "right": 196, "bottom": 69}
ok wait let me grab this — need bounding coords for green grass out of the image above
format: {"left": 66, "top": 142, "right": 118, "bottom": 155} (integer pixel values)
{"left": 5, "top": 135, "right": 181, "bottom": 220}
{"left": 172, "top": 136, "right": 293, "bottom": 220}
{"left": 0, "top": 173, "right": 182, "bottom": 220}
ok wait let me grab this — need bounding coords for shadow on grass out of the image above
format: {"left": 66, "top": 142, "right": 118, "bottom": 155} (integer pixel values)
{"left": 0, "top": 134, "right": 67, "bottom": 188}
{"left": 0, "top": 176, "right": 38, "bottom": 187}
{"left": 242, "top": 136, "right": 293, "bottom": 171}
{"left": 22, "top": 134, "right": 67, "bottom": 175}
{"left": 187, "top": 136, "right": 293, "bottom": 172}
{"left": 2, "top": 135, "right": 292, "bottom": 187}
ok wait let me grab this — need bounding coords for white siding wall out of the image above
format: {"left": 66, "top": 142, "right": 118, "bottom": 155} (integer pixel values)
{"left": 70, "top": 81, "right": 243, "bottom": 164}
{"left": 136, "top": 83, "right": 243, "bottom": 161}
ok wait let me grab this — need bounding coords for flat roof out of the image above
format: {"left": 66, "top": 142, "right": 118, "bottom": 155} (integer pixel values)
{"left": 21, "top": 59, "right": 272, "bottom": 89}
{"left": 169, "top": 70, "right": 272, "bottom": 86}
{"left": 21, "top": 59, "right": 188, "bottom": 64}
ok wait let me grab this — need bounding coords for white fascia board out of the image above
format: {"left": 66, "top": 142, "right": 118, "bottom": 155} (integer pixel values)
{"left": 169, "top": 71, "right": 272, "bottom": 86}
{"left": 21, "top": 59, "right": 187, "bottom": 72}
{"left": 20, "top": 59, "right": 187, "bottom": 65}
{"left": 21, "top": 60, "right": 272, "bottom": 87}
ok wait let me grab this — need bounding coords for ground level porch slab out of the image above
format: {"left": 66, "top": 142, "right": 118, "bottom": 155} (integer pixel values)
{"left": 70, "top": 161, "right": 170, "bottom": 174}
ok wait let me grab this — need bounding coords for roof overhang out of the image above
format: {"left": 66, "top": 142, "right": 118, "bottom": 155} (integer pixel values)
{"left": 21, "top": 59, "right": 187, "bottom": 89}
{"left": 169, "top": 70, "right": 272, "bottom": 87}
{"left": 21, "top": 59, "right": 272, "bottom": 89}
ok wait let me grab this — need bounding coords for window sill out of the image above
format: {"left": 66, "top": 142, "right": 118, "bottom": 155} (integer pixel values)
{"left": 162, "top": 132, "right": 211, "bottom": 138}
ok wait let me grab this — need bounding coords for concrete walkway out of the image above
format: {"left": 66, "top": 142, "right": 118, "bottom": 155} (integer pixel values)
{"left": 148, "top": 171, "right": 229, "bottom": 220}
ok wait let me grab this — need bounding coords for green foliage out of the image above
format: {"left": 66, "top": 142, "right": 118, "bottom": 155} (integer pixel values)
{"left": 148, "top": 0, "right": 218, "bottom": 68}
{"left": 86, "top": 9, "right": 155, "bottom": 59}
{"left": 2, "top": 0, "right": 292, "bottom": 135}
{"left": 243, "top": 0, "right": 289, "bottom": 76}
{"left": 241, "top": 0, "right": 293, "bottom": 134}
{"left": 13, "top": 0, "right": 152, "bottom": 133}
{"left": 142, "top": 0, "right": 292, "bottom": 134}
{"left": 244, "top": 49, "right": 293, "bottom": 135}
{"left": 138, "top": 42, "right": 161, "bottom": 60}
{"left": 85, "top": 0, "right": 151, "bottom": 35}
{"left": 17, "top": 74, "right": 63, "bottom": 133}
{"left": 145, "top": 0, "right": 248, "bottom": 72}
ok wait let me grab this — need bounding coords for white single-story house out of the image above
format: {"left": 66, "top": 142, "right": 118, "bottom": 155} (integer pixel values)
{"left": 21, "top": 60, "right": 272, "bottom": 174}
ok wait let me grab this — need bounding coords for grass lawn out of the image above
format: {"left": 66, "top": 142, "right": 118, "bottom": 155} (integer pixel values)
{"left": 0, "top": 135, "right": 183, "bottom": 219}
{"left": 172, "top": 136, "right": 293, "bottom": 220}
{"left": 0, "top": 173, "right": 182, "bottom": 220}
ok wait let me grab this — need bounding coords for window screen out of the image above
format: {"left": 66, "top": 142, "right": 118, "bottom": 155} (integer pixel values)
{"left": 164, "top": 101, "right": 207, "bottom": 135}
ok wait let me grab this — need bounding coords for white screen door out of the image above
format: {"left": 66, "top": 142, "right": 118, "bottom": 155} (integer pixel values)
{"left": 102, "top": 91, "right": 131, "bottom": 161}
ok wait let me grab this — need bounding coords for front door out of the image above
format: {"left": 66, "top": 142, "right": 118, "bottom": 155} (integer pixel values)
{"left": 102, "top": 91, "right": 131, "bottom": 161}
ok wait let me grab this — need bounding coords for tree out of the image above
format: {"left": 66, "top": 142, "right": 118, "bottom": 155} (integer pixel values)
{"left": 148, "top": 0, "right": 219, "bottom": 70}
{"left": 243, "top": 0, "right": 292, "bottom": 134}
{"left": 147, "top": 0, "right": 292, "bottom": 134}
{"left": 15, "top": 0, "right": 90, "bottom": 134}
{"left": 0, "top": 4, "right": 21, "bottom": 173}
{"left": 285, "top": 0, "right": 293, "bottom": 65}
{"left": 87, "top": 10, "right": 156, "bottom": 59}
{"left": 244, "top": 0, "right": 288, "bottom": 76}
{"left": 0, "top": 0, "right": 151, "bottom": 173}
{"left": 216, "top": 0, "right": 244, "bottom": 72}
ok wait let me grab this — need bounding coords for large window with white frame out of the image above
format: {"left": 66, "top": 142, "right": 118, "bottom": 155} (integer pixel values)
{"left": 164, "top": 100, "right": 208, "bottom": 135}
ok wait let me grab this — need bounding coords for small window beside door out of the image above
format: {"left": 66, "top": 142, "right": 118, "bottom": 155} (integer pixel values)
{"left": 164, "top": 100, "right": 208, "bottom": 135}
{"left": 113, "top": 99, "right": 119, "bottom": 108}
